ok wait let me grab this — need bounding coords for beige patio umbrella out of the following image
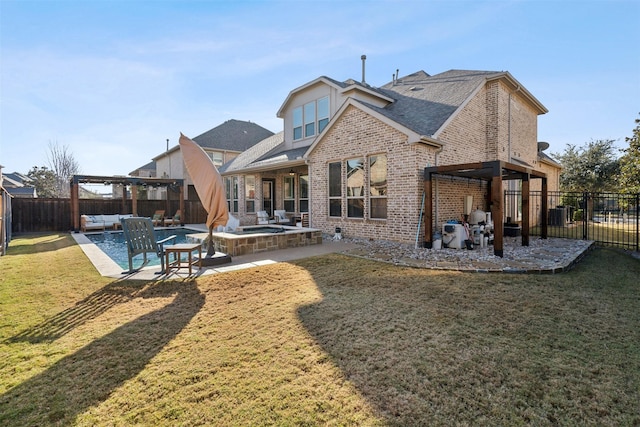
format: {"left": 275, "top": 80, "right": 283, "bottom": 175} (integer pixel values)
{"left": 178, "top": 133, "right": 229, "bottom": 258}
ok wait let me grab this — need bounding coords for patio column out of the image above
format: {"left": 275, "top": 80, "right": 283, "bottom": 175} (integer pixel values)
{"left": 491, "top": 164, "right": 503, "bottom": 257}
{"left": 131, "top": 184, "right": 138, "bottom": 216}
{"left": 179, "top": 183, "right": 185, "bottom": 225}
{"left": 522, "top": 174, "right": 530, "bottom": 246}
{"left": 70, "top": 177, "right": 80, "bottom": 232}
{"left": 423, "top": 170, "right": 433, "bottom": 248}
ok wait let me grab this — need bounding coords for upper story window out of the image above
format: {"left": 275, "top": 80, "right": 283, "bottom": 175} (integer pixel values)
{"left": 293, "top": 107, "right": 303, "bottom": 140}
{"left": 317, "top": 96, "right": 329, "bottom": 133}
{"left": 208, "top": 151, "right": 224, "bottom": 167}
{"left": 293, "top": 96, "right": 330, "bottom": 141}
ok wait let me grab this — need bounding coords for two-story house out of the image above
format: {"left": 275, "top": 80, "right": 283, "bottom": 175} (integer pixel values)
{"left": 220, "top": 68, "right": 560, "bottom": 246}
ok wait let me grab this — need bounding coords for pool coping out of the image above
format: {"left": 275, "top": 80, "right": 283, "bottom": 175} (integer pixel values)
{"left": 71, "top": 224, "right": 353, "bottom": 280}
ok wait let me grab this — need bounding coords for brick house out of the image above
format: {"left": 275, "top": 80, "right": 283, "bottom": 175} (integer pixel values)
{"left": 220, "top": 68, "right": 560, "bottom": 246}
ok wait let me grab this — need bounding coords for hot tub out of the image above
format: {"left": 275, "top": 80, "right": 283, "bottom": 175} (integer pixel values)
{"left": 199, "top": 225, "right": 323, "bottom": 256}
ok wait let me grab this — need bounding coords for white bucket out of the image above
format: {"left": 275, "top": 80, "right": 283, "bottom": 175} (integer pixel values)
{"left": 432, "top": 239, "right": 442, "bottom": 250}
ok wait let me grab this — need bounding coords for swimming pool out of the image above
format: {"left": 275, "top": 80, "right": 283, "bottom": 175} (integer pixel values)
{"left": 84, "top": 228, "right": 203, "bottom": 269}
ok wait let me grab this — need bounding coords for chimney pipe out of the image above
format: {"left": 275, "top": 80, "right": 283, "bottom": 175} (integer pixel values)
{"left": 361, "top": 55, "right": 366, "bottom": 84}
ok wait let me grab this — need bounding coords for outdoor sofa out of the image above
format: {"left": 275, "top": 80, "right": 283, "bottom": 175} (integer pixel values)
{"left": 81, "top": 214, "right": 133, "bottom": 232}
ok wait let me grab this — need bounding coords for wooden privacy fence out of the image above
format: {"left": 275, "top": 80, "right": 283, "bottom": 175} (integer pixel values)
{"left": 11, "top": 198, "right": 207, "bottom": 233}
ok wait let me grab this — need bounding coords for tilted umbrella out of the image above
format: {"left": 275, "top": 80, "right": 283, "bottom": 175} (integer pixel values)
{"left": 178, "top": 133, "right": 229, "bottom": 257}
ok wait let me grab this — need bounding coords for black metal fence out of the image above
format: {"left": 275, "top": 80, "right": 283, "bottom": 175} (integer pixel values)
{"left": 505, "top": 191, "right": 640, "bottom": 250}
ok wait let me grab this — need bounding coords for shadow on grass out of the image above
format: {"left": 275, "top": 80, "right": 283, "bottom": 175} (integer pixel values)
{"left": 6, "top": 233, "right": 76, "bottom": 255}
{"left": 0, "top": 279, "right": 204, "bottom": 425}
{"left": 6, "top": 281, "right": 154, "bottom": 343}
{"left": 296, "top": 251, "right": 640, "bottom": 425}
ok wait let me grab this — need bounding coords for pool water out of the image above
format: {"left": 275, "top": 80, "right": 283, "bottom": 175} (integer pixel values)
{"left": 85, "top": 228, "right": 200, "bottom": 269}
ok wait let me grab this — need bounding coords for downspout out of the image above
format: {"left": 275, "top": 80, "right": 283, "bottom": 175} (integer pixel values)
{"left": 433, "top": 145, "right": 444, "bottom": 228}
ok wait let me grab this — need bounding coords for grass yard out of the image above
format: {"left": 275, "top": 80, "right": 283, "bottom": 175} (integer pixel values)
{"left": 1, "top": 233, "right": 639, "bottom": 426}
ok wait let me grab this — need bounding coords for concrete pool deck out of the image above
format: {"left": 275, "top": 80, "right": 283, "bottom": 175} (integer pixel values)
{"left": 72, "top": 224, "right": 359, "bottom": 281}
{"left": 73, "top": 224, "right": 601, "bottom": 281}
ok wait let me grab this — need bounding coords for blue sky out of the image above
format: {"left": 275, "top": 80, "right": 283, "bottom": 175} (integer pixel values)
{"left": 1, "top": 0, "right": 639, "bottom": 177}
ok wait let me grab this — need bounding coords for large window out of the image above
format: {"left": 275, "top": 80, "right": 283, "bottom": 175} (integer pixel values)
{"left": 369, "top": 154, "right": 387, "bottom": 219}
{"left": 284, "top": 176, "right": 295, "bottom": 212}
{"left": 317, "top": 96, "right": 329, "bottom": 134}
{"left": 245, "top": 175, "right": 255, "bottom": 213}
{"left": 346, "top": 158, "right": 364, "bottom": 218}
{"left": 299, "top": 174, "right": 309, "bottom": 213}
{"left": 328, "top": 162, "right": 342, "bottom": 217}
{"left": 293, "top": 107, "right": 303, "bottom": 140}
{"left": 304, "top": 102, "right": 315, "bottom": 138}
{"left": 293, "top": 96, "right": 330, "bottom": 141}
{"left": 225, "top": 176, "right": 238, "bottom": 213}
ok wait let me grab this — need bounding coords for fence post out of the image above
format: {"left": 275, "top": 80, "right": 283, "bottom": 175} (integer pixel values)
{"left": 636, "top": 193, "right": 639, "bottom": 252}
{"left": 583, "top": 192, "right": 588, "bottom": 240}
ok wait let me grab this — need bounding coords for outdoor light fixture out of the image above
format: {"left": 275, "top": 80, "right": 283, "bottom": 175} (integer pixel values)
{"left": 289, "top": 169, "right": 295, "bottom": 176}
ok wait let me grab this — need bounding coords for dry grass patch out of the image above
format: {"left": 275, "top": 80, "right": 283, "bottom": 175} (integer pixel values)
{"left": 0, "top": 233, "right": 639, "bottom": 426}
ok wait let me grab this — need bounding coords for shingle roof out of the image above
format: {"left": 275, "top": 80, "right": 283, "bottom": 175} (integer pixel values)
{"left": 193, "top": 119, "right": 274, "bottom": 152}
{"left": 372, "top": 69, "right": 504, "bottom": 137}
{"left": 219, "top": 132, "right": 285, "bottom": 173}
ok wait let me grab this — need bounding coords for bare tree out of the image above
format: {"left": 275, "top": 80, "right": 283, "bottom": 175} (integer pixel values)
{"left": 46, "top": 141, "right": 80, "bottom": 198}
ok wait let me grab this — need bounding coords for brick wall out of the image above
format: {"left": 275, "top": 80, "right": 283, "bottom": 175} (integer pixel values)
{"left": 309, "top": 105, "right": 435, "bottom": 243}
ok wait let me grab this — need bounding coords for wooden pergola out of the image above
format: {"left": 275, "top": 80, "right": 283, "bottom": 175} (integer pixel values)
{"left": 423, "top": 160, "right": 548, "bottom": 257}
{"left": 70, "top": 175, "right": 184, "bottom": 233}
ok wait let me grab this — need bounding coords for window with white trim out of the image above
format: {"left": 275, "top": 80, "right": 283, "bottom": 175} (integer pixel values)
{"left": 299, "top": 174, "right": 309, "bottom": 213}
{"left": 208, "top": 151, "right": 224, "bottom": 167}
{"left": 245, "top": 175, "right": 255, "bottom": 213}
{"left": 369, "top": 154, "right": 387, "bottom": 219}
{"left": 328, "top": 162, "right": 342, "bottom": 217}
{"left": 225, "top": 176, "right": 238, "bottom": 213}
{"left": 317, "top": 96, "right": 329, "bottom": 133}
{"left": 293, "top": 96, "right": 330, "bottom": 141}
{"left": 293, "top": 107, "right": 303, "bottom": 140}
{"left": 284, "top": 175, "right": 295, "bottom": 212}
{"left": 346, "top": 158, "right": 364, "bottom": 218}
{"left": 304, "top": 102, "right": 315, "bottom": 138}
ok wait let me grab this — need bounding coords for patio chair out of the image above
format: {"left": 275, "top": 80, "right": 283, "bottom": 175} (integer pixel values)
{"left": 151, "top": 210, "right": 165, "bottom": 226}
{"left": 273, "top": 210, "right": 290, "bottom": 225}
{"left": 225, "top": 214, "right": 240, "bottom": 232}
{"left": 256, "top": 210, "right": 276, "bottom": 225}
{"left": 120, "top": 217, "right": 177, "bottom": 274}
{"left": 164, "top": 210, "right": 181, "bottom": 226}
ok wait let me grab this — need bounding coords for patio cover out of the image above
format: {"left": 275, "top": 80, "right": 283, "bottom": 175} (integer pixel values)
{"left": 70, "top": 175, "right": 184, "bottom": 233}
{"left": 423, "top": 160, "right": 548, "bottom": 257}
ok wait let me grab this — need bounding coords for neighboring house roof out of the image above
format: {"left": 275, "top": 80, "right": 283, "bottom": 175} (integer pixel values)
{"left": 129, "top": 161, "right": 157, "bottom": 176}
{"left": 2, "top": 172, "right": 33, "bottom": 187}
{"left": 193, "top": 119, "right": 275, "bottom": 152}
{"left": 6, "top": 186, "right": 37, "bottom": 198}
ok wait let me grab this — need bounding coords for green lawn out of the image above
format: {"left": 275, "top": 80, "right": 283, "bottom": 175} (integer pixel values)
{"left": 1, "top": 233, "right": 639, "bottom": 426}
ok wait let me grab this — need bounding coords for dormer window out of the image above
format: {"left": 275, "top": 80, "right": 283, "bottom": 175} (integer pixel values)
{"left": 293, "top": 96, "right": 330, "bottom": 141}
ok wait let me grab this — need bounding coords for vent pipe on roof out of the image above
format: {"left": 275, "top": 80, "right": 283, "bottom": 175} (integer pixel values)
{"left": 361, "top": 55, "right": 366, "bottom": 84}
